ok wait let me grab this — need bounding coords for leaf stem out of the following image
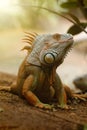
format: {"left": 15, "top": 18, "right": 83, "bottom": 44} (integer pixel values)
{"left": 31, "top": 6, "right": 87, "bottom": 34}
{"left": 16, "top": 4, "right": 87, "bottom": 34}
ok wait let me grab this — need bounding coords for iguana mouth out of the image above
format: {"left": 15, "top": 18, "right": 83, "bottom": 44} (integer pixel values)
{"left": 68, "top": 37, "right": 73, "bottom": 40}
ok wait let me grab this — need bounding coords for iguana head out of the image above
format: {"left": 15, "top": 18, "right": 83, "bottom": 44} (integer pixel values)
{"left": 24, "top": 32, "right": 74, "bottom": 67}
{"left": 39, "top": 33, "right": 73, "bottom": 67}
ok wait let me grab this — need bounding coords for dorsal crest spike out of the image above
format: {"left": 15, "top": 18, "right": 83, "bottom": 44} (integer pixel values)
{"left": 23, "top": 31, "right": 38, "bottom": 45}
{"left": 24, "top": 35, "right": 35, "bottom": 41}
{"left": 22, "top": 38, "right": 33, "bottom": 44}
{"left": 22, "top": 39, "right": 33, "bottom": 46}
{"left": 21, "top": 45, "right": 32, "bottom": 53}
{"left": 24, "top": 31, "right": 38, "bottom": 37}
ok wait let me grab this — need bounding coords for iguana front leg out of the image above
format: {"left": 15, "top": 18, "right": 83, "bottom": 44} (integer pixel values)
{"left": 22, "top": 75, "right": 52, "bottom": 109}
{"left": 57, "top": 87, "right": 68, "bottom": 109}
{"left": 54, "top": 74, "right": 68, "bottom": 109}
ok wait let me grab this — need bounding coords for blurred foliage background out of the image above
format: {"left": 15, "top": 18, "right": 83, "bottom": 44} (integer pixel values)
{"left": 0, "top": 0, "right": 87, "bottom": 34}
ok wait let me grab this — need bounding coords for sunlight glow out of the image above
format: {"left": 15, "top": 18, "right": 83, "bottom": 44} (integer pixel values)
{"left": 0, "top": 0, "right": 20, "bottom": 14}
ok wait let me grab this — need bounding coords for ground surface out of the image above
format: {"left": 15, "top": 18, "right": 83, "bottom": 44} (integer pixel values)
{"left": 0, "top": 72, "right": 87, "bottom": 130}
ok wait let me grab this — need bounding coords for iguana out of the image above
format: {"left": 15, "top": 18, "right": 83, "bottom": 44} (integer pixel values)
{"left": 0, "top": 32, "right": 87, "bottom": 109}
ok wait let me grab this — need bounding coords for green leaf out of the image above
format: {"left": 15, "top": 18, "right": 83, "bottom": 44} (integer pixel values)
{"left": 84, "top": 0, "right": 87, "bottom": 7}
{"left": 68, "top": 13, "right": 80, "bottom": 24}
{"left": 60, "top": 2, "right": 78, "bottom": 9}
{"left": 67, "top": 23, "right": 87, "bottom": 35}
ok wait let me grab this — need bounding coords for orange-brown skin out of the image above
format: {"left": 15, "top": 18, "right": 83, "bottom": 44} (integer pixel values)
{"left": 10, "top": 63, "right": 69, "bottom": 109}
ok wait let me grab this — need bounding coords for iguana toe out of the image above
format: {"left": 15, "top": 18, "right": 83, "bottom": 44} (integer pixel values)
{"left": 35, "top": 102, "right": 53, "bottom": 110}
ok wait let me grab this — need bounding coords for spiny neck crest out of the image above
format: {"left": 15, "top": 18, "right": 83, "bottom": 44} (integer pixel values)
{"left": 22, "top": 31, "right": 38, "bottom": 53}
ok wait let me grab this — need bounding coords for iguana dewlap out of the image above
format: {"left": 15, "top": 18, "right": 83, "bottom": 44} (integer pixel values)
{"left": 0, "top": 32, "right": 87, "bottom": 109}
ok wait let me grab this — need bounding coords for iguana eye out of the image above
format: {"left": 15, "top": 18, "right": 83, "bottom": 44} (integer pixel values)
{"left": 44, "top": 53, "right": 55, "bottom": 64}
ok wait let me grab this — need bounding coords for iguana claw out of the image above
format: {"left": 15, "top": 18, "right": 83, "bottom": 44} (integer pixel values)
{"left": 35, "top": 102, "right": 53, "bottom": 110}
{"left": 73, "top": 94, "right": 87, "bottom": 101}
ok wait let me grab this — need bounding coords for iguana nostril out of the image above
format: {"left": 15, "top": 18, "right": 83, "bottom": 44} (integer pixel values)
{"left": 44, "top": 53, "right": 55, "bottom": 64}
{"left": 64, "top": 33, "right": 73, "bottom": 39}
{"left": 67, "top": 33, "right": 73, "bottom": 37}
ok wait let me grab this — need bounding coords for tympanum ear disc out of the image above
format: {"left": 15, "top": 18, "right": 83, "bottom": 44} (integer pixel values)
{"left": 44, "top": 53, "right": 55, "bottom": 64}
